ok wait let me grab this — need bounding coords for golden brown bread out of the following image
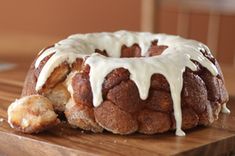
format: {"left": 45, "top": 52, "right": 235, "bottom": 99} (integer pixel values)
{"left": 7, "top": 95, "right": 59, "bottom": 133}
{"left": 17, "top": 42, "right": 229, "bottom": 134}
{"left": 44, "top": 83, "right": 70, "bottom": 112}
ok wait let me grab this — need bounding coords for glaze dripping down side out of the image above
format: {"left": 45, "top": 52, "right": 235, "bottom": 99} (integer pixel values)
{"left": 34, "top": 31, "right": 229, "bottom": 136}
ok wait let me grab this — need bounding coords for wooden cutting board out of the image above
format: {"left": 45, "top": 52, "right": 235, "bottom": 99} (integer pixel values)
{"left": 0, "top": 62, "right": 235, "bottom": 156}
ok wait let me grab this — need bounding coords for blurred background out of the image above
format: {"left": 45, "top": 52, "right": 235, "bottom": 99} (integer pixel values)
{"left": 0, "top": 0, "right": 234, "bottom": 94}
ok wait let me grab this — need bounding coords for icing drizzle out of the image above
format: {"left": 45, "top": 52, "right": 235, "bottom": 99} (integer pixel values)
{"left": 34, "top": 30, "right": 229, "bottom": 136}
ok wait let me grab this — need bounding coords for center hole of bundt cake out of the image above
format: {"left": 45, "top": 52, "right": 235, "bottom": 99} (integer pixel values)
{"left": 95, "top": 40, "right": 168, "bottom": 58}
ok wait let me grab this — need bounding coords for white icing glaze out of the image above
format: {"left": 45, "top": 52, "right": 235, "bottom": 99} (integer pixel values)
{"left": 222, "top": 103, "right": 231, "bottom": 114}
{"left": 34, "top": 30, "right": 226, "bottom": 136}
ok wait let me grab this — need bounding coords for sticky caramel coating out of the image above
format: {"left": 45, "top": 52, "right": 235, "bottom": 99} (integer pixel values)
{"left": 107, "top": 80, "right": 143, "bottom": 113}
{"left": 17, "top": 42, "right": 229, "bottom": 134}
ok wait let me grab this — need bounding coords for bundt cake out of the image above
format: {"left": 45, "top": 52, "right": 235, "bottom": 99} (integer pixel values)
{"left": 7, "top": 31, "right": 230, "bottom": 136}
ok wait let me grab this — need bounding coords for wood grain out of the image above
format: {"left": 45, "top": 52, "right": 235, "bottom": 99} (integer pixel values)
{"left": 0, "top": 61, "right": 235, "bottom": 156}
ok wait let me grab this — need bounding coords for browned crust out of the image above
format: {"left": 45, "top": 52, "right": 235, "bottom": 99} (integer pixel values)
{"left": 19, "top": 42, "right": 229, "bottom": 134}
{"left": 138, "top": 109, "right": 171, "bottom": 134}
{"left": 64, "top": 99, "right": 103, "bottom": 133}
{"left": 21, "top": 59, "right": 38, "bottom": 97}
{"left": 94, "top": 101, "right": 138, "bottom": 134}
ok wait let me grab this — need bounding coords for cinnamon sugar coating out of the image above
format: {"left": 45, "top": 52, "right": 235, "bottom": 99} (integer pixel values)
{"left": 18, "top": 42, "right": 229, "bottom": 134}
